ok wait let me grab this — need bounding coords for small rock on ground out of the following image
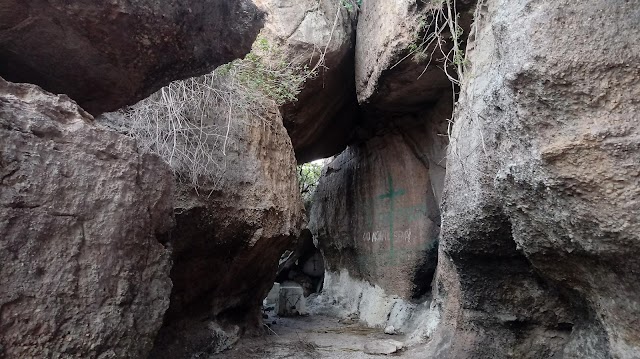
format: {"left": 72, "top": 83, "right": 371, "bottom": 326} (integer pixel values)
{"left": 363, "top": 339, "right": 404, "bottom": 355}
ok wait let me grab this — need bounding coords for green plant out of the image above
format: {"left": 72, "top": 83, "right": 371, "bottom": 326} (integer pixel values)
{"left": 218, "top": 37, "right": 319, "bottom": 106}
{"left": 340, "top": 0, "right": 361, "bottom": 12}
{"left": 297, "top": 162, "right": 323, "bottom": 204}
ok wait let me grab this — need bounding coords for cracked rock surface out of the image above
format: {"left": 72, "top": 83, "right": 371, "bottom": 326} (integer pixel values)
{"left": 431, "top": 0, "right": 640, "bottom": 357}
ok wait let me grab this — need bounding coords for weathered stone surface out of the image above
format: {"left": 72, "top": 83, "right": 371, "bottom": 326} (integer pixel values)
{"left": 257, "top": 0, "right": 358, "bottom": 162}
{"left": 355, "top": 0, "right": 474, "bottom": 110}
{"left": 310, "top": 101, "right": 450, "bottom": 300}
{"left": 0, "top": 0, "right": 264, "bottom": 115}
{"left": 430, "top": 0, "right": 640, "bottom": 358}
{"left": 363, "top": 339, "right": 403, "bottom": 355}
{"left": 306, "top": 39, "right": 453, "bottom": 337}
{"left": 0, "top": 78, "right": 174, "bottom": 358}
{"left": 150, "top": 111, "right": 305, "bottom": 357}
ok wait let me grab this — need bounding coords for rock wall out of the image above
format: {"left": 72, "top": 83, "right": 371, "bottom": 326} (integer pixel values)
{"left": 150, "top": 110, "right": 304, "bottom": 357}
{"left": 355, "top": 0, "right": 474, "bottom": 111}
{"left": 310, "top": 103, "right": 449, "bottom": 301}
{"left": 2, "top": 0, "right": 638, "bottom": 357}
{"left": 0, "top": 78, "right": 174, "bottom": 358}
{"left": 0, "top": 0, "right": 264, "bottom": 115}
{"left": 430, "top": 0, "right": 640, "bottom": 358}
{"left": 308, "top": 0, "right": 457, "bottom": 335}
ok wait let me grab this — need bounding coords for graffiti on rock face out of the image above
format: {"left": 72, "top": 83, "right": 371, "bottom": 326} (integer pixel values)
{"left": 377, "top": 174, "right": 404, "bottom": 260}
{"left": 357, "top": 173, "right": 435, "bottom": 266}
{"left": 362, "top": 229, "right": 412, "bottom": 243}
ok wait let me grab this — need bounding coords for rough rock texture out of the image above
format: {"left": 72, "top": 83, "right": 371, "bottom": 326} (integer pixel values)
{"left": 310, "top": 99, "right": 450, "bottom": 301}
{"left": 256, "top": 0, "right": 358, "bottom": 162}
{"left": 429, "top": 0, "right": 640, "bottom": 358}
{"left": 355, "top": 0, "right": 474, "bottom": 110}
{"left": 150, "top": 112, "right": 305, "bottom": 357}
{"left": 307, "top": 0, "right": 460, "bottom": 340}
{"left": 0, "top": 0, "right": 264, "bottom": 115}
{"left": 0, "top": 78, "right": 174, "bottom": 358}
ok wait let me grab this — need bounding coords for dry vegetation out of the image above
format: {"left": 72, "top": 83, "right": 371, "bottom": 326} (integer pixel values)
{"left": 118, "top": 36, "right": 320, "bottom": 189}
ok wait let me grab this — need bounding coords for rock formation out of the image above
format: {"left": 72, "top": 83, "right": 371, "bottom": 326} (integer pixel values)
{"left": 308, "top": 0, "right": 456, "bottom": 335}
{"left": 309, "top": 0, "right": 640, "bottom": 358}
{"left": 126, "top": 2, "right": 361, "bottom": 355}
{"left": 1, "top": 0, "right": 639, "bottom": 357}
{"left": 0, "top": 0, "right": 264, "bottom": 115}
{"left": 433, "top": 0, "right": 640, "bottom": 357}
{"left": 310, "top": 103, "right": 449, "bottom": 301}
{"left": 146, "top": 90, "right": 304, "bottom": 358}
{"left": 0, "top": 78, "right": 174, "bottom": 358}
{"left": 355, "top": 0, "right": 474, "bottom": 111}
{"left": 257, "top": 0, "right": 359, "bottom": 162}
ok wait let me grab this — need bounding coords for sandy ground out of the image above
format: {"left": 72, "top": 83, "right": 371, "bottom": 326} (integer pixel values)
{"left": 214, "top": 314, "right": 429, "bottom": 359}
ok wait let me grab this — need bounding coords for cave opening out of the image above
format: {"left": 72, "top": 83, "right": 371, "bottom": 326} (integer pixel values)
{"left": 264, "top": 229, "right": 326, "bottom": 317}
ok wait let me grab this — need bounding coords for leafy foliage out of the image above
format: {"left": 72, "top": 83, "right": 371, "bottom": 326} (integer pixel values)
{"left": 340, "top": 0, "right": 362, "bottom": 12}
{"left": 297, "top": 162, "right": 323, "bottom": 205}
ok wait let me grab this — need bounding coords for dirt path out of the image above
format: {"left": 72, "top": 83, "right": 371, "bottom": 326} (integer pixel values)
{"left": 215, "top": 315, "right": 428, "bottom": 358}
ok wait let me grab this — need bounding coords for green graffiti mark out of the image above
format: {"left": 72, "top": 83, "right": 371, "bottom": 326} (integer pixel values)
{"left": 377, "top": 174, "right": 406, "bottom": 262}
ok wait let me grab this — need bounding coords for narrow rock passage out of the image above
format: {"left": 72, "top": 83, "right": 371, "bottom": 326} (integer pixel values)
{"left": 216, "top": 315, "right": 428, "bottom": 358}
{"left": 2, "top": 0, "right": 637, "bottom": 357}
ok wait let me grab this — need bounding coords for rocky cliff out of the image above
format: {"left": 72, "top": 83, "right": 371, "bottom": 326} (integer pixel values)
{"left": 308, "top": 0, "right": 458, "bottom": 337}
{"left": 135, "top": 2, "right": 356, "bottom": 355}
{"left": 1, "top": 0, "right": 639, "bottom": 358}
{"left": 0, "top": 78, "right": 174, "bottom": 358}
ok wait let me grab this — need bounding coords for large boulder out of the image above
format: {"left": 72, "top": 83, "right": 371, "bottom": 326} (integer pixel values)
{"left": 257, "top": 0, "right": 358, "bottom": 162}
{"left": 148, "top": 103, "right": 305, "bottom": 357}
{"left": 0, "top": 0, "right": 264, "bottom": 115}
{"left": 309, "top": 98, "right": 450, "bottom": 331}
{"left": 0, "top": 78, "right": 174, "bottom": 358}
{"left": 431, "top": 0, "right": 640, "bottom": 357}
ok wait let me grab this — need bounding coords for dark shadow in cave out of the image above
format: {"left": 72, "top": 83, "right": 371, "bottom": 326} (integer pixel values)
{"left": 275, "top": 229, "right": 325, "bottom": 297}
